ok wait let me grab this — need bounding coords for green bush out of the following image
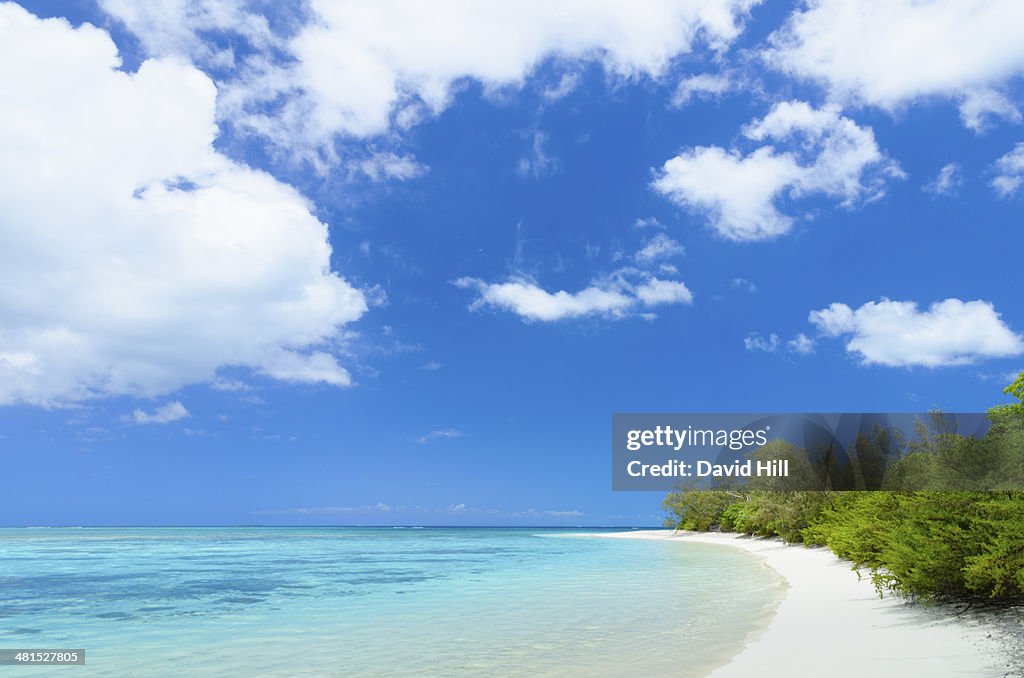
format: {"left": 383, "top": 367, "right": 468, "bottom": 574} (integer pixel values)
{"left": 663, "top": 379, "right": 1024, "bottom": 601}
{"left": 661, "top": 488, "right": 738, "bottom": 531}
{"left": 666, "top": 489, "right": 1024, "bottom": 601}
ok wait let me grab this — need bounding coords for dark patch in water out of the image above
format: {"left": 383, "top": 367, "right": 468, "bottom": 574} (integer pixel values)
{"left": 9, "top": 627, "right": 42, "bottom": 634}
{"left": 220, "top": 597, "right": 264, "bottom": 605}
{"left": 94, "top": 611, "right": 133, "bottom": 620}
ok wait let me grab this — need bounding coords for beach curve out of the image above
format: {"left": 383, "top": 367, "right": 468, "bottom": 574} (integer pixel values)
{"left": 583, "top": 530, "right": 1013, "bottom": 678}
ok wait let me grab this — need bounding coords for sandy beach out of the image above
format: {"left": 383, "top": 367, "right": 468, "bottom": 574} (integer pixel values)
{"left": 586, "top": 530, "right": 1018, "bottom": 678}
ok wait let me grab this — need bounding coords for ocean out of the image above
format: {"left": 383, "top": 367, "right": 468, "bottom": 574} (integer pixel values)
{"left": 0, "top": 528, "right": 784, "bottom": 677}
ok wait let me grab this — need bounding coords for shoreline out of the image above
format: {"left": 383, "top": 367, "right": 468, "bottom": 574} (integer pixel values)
{"left": 581, "top": 530, "right": 1018, "bottom": 678}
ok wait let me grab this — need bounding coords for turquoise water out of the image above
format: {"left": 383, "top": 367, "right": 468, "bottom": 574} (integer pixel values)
{"left": 0, "top": 528, "right": 784, "bottom": 677}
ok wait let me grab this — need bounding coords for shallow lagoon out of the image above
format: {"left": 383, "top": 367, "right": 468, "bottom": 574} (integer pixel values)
{"left": 0, "top": 528, "right": 784, "bottom": 677}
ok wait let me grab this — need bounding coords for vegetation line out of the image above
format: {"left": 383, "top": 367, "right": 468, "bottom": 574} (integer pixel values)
{"left": 663, "top": 372, "right": 1024, "bottom": 602}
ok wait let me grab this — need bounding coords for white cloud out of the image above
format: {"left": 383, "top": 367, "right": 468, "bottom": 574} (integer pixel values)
{"left": 420, "top": 361, "right": 443, "bottom": 371}
{"left": 923, "top": 162, "right": 963, "bottom": 196}
{"left": 657, "top": 263, "right": 679, "bottom": 276}
{"left": 743, "top": 101, "right": 905, "bottom": 201}
{"left": 787, "top": 332, "right": 815, "bottom": 355}
{"left": 210, "top": 378, "right": 252, "bottom": 392}
{"left": 99, "top": 0, "right": 282, "bottom": 69}
{"left": 352, "top": 152, "right": 427, "bottom": 182}
{"left": 456, "top": 229, "right": 693, "bottom": 323}
{"left": 653, "top": 101, "right": 901, "bottom": 240}
{"left": 133, "top": 400, "right": 189, "bottom": 424}
{"left": 101, "top": 0, "right": 763, "bottom": 156}
{"left": 672, "top": 72, "right": 731, "bottom": 106}
{"left": 765, "top": 0, "right": 1024, "bottom": 131}
{"left": 744, "top": 332, "right": 779, "bottom": 352}
{"left": 809, "top": 298, "right": 1024, "bottom": 367}
{"left": 654, "top": 145, "right": 800, "bottom": 240}
{"left": 517, "top": 131, "right": 557, "bottom": 178}
{"left": 633, "top": 217, "right": 667, "bottom": 230}
{"left": 635, "top": 233, "right": 685, "bottom": 263}
{"left": 454, "top": 270, "right": 692, "bottom": 323}
{"left": 991, "top": 143, "right": 1024, "bottom": 197}
{"left": 733, "top": 328, "right": 815, "bottom": 355}
{"left": 958, "top": 89, "right": 1022, "bottom": 133}
{"left": 809, "top": 302, "right": 855, "bottom": 336}
{"left": 632, "top": 278, "right": 693, "bottom": 306}
{"left": 418, "top": 428, "right": 463, "bottom": 444}
{"left": 542, "top": 72, "right": 581, "bottom": 101}
{"left": 258, "top": 350, "right": 353, "bottom": 387}
{"left": 455, "top": 277, "right": 633, "bottom": 322}
{"left": 0, "top": 5, "right": 366, "bottom": 406}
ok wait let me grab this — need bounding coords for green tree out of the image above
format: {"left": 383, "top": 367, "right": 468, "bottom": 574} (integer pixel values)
{"left": 991, "top": 370, "right": 1024, "bottom": 418}
{"left": 746, "top": 440, "right": 823, "bottom": 492}
{"left": 661, "top": 485, "right": 739, "bottom": 531}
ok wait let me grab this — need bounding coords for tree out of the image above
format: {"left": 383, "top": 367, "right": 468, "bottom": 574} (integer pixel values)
{"left": 991, "top": 370, "right": 1024, "bottom": 418}
{"left": 661, "top": 484, "right": 738, "bottom": 531}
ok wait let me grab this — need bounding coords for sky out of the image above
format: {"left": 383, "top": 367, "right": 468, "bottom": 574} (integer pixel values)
{"left": 1, "top": 0, "right": 1023, "bottom": 526}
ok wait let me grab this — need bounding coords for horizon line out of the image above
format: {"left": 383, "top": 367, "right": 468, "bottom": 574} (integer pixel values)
{"left": 0, "top": 524, "right": 664, "bottom": 529}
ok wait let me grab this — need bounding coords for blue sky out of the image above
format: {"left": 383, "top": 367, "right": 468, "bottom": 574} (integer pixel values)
{"left": 1, "top": 0, "right": 1023, "bottom": 526}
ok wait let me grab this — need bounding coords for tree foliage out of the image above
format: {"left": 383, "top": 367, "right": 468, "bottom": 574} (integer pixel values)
{"left": 662, "top": 381, "right": 1024, "bottom": 602}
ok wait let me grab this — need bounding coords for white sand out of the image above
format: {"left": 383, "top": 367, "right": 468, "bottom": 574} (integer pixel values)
{"left": 584, "top": 531, "right": 1013, "bottom": 678}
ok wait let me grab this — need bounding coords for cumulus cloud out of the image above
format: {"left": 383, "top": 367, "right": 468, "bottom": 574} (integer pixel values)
{"left": 654, "top": 145, "right": 800, "bottom": 240}
{"left": 787, "top": 333, "right": 816, "bottom": 355}
{"left": 454, "top": 271, "right": 692, "bottom": 323}
{"left": 351, "top": 152, "right": 427, "bottom": 182}
{"left": 133, "top": 401, "right": 189, "bottom": 424}
{"left": 101, "top": 0, "right": 762, "bottom": 156}
{"left": 0, "top": 5, "right": 366, "bottom": 406}
{"left": 991, "top": 143, "right": 1024, "bottom": 197}
{"left": 809, "top": 298, "right": 1024, "bottom": 367}
{"left": 210, "top": 378, "right": 252, "bottom": 392}
{"left": 671, "top": 72, "right": 732, "bottom": 106}
{"left": 743, "top": 101, "right": 904, "bottom": 200}
{"left": 745, "top": 332, "right": 815, "bottom": 355}
{"left": 635, "top": 234, "right": 685, "bottom": 263}
{"left": 99, "top": 0, "right": 284, "bottom": 69}
{"left": 258, "top": 350, "right": 354, "bottom": 387}
{"left": 744, "top": 333, "right": 779, "bottom": 352}
{"left": 765, "top": 0, "right": 1024, "bottom": 131}
{"left": 653, "top": 101, "right": 901, "bottom": 240}
{"left": 454, "top": 278, "right": 630, "bottom": 322}
{"left": 958, "top": 89, "right": 1022, "bottom": 133}
{"left": 456, "top": 227, "right": 694, "bottom": 323}
{"left": 923, "top": 162, "right": 963, "bottom": 196}
{"left": 632, "top": 277, "right": 694, "bottom": 306}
